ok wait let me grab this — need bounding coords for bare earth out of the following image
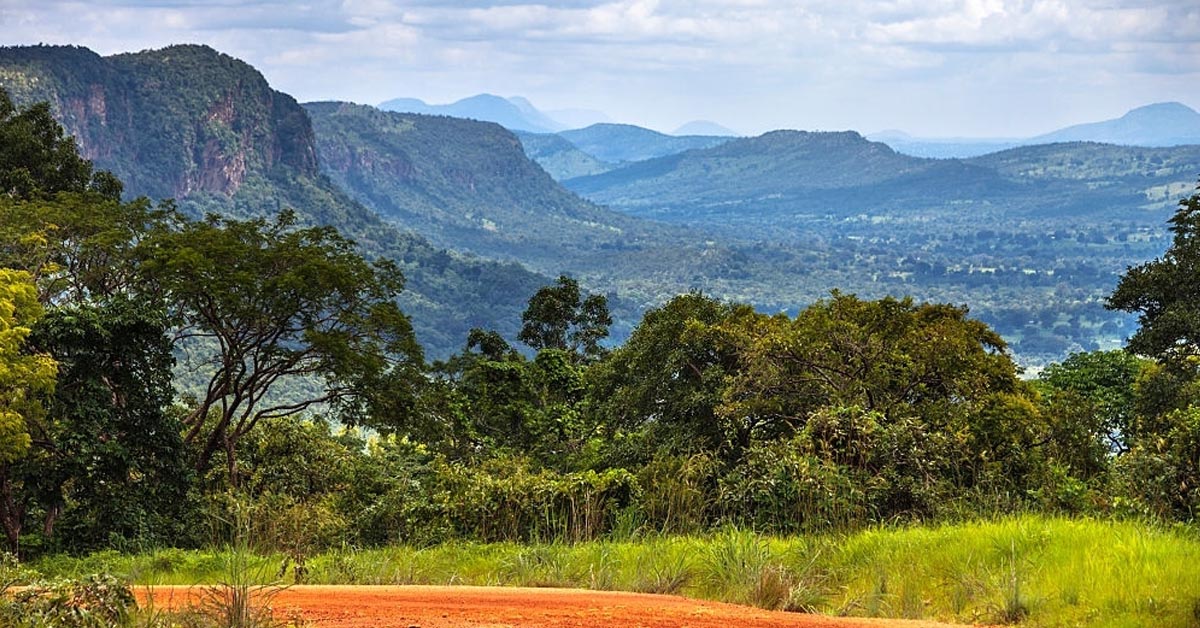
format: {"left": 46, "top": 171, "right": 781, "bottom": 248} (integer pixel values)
{"left": 139, "top": 585, "right": 975, "bottom": 628}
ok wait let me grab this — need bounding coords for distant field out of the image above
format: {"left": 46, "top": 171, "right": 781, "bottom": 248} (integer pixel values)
{"left": 35, "top": 516, "right": 1200, "bottom": 627}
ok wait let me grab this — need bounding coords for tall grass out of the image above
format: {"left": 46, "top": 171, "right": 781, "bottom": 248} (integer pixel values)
{"left": 32, "top": 516, "right": 1200, "bottom": 627}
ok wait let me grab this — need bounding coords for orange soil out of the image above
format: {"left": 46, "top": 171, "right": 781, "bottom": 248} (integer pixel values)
{"left": 138, "top": 585, "right": 976, "bottom": 628}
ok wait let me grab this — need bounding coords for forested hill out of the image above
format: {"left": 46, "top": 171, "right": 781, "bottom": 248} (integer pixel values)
{"left": 305, "top": 101, "right": 648, "bottom": 268}
{"left": 564, "top": 128, "right": 1200, "bottom": 225}
{"left": 0, "top": 43, "right": 547, "bottom": 356}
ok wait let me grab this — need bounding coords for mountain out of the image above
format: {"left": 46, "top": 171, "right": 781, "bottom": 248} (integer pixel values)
{"left": 513, "top": 130, "right": 614, "bottom": 180}
{"left": 378, "top": 94, "right": 564, "bottom": 133}
{"left": 306, "top": 101, "right": 643, "bottom": 268}
{"left": 565, "top": 129, "right": 1200, "bottom": 225}
{"left": 0, "top": 44, "right": 547, "bottom": 357}
{"left": 562, "top": 128, "right": 1200, "bottom": 362}
{"left": 872, "top": 102, "right": 1200, "bottom": 158}
{"left": 1031, "top": 102, "right": 1200, "bottom": 146}
{"left": 564, "top": 130, "right": 1010, "bottom": 218}
{"left": 558, "top": 123, "right": 732, "bottom": 163}
{"left": 865, "top": 130, "right": 1019, "bottom": 159}
{"left": 673, "top": 120, "right": 738, "bottom": 136}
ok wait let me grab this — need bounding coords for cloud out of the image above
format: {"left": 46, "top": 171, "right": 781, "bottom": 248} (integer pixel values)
{"left": 1, "top": 0, "right": 1197, "bottom": 135}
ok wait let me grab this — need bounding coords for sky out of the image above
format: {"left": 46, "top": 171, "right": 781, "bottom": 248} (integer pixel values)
{"left": 2, "top": 0, "right": 1198, "bottom": 137}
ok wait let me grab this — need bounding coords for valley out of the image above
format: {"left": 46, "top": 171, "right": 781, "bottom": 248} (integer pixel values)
{"left": 2, "top": 43, "right": 1197, "bottom": 365}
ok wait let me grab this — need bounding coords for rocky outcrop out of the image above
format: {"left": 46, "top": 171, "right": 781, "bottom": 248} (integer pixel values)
{"left": 0, "top": 44, "right": 321, "bottom": 201}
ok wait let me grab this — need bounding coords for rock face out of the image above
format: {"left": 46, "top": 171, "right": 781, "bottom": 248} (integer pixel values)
{"left": 0, "top": 44, "right": 318, "bottom": 200}
{"left": 0, "top": 43, "right": 550, "bottom": 359}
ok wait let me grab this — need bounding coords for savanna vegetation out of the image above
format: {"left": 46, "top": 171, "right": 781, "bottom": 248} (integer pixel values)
{"left": 3, "top": 87, "right": 1200, "bottom": 627}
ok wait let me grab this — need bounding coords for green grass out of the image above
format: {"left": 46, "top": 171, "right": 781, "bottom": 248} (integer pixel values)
{"left": 31, "top": 516, "right": 1200, "bottom": 627}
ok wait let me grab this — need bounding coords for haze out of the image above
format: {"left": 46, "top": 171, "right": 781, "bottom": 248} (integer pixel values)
{"left": 3, "top": 0, "right": 1198, "bottom": 137}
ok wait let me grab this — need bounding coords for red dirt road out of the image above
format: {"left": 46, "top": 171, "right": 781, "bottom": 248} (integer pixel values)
{"left": 139, "top": 585, "right": 973, "bottom": 628}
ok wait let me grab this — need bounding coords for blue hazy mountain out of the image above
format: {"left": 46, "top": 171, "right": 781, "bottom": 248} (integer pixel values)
{"left": 1030, "top": 102, "right": 1200, "bottom": 146}
{"left": 673, "top": 120, "right": 739, "bottom": 136}
{"left": 872, "top": 102, "right": 1200, "bottom": 158}
{"left": 378, "top": 93, "right": 565, "bottom": 133}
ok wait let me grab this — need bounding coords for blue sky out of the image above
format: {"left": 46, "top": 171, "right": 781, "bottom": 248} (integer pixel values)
{"left": 3, "top": 0, "right": 1198, "bottom": 136}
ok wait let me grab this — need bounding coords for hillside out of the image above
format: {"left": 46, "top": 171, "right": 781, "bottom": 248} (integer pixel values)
{"left": 566, "top": 130, "right": 1200, "bottom": 225}
{"left": 565, "top": 130, "right": 1018, "bottom": 220}
{"left": 306, "top": 101, "right": 645, "bottom": 267}
{"left": 513, "top": 130, "right": 614, "bottom": 180}
{"left": 0, "top": 44, "right": 547, "bottom": 357}
{"left": 558, "top": 123, "right": 731, "bottom": 163}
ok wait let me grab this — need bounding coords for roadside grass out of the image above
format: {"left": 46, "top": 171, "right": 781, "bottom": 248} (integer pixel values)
{"left": 30, "top": 515, "right": 1200, "bottom": 627}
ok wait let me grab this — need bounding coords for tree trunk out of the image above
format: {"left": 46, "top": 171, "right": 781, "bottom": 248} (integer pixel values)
{"left": 0, "top": 467, "right": 23, "bottom": 555}
{"left": 224, "top": 434, "right": 240, "bottom": 490}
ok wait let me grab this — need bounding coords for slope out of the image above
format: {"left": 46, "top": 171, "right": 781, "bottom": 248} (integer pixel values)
{"left": 564, "top": 130, "right": 1017, "bottom": 222}
{"left": 0, "top": 44, "right": 547, "bottom": 357}
{"left": 305, "top": 102, "right": 646, "bottom": 266}
{"left": 513, "top": 130, "right": 614, "bottom": 180}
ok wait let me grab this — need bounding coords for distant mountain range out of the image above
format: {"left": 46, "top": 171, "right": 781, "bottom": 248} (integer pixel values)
{"left": 378, "top": 93, "right": 742, "bottom": 142}
{"left": 513, "top": 123, "right": 734, "bottom": 180}
{"left": 1031, "top": 102, "right": 1200, "bottom": 146}
{"left": 379, "top": 94, "right": 567, "bottom": 133}
{"left": 674, "top": 120, "right": 739, "bottom": 136}
{"left": 870, "top": 102, "right": 1200, "bottom": 158}
{"left": 564, "top": 130, "right": 1200, "bottom": 225}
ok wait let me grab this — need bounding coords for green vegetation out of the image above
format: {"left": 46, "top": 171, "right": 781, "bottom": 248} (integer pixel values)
{"left": 304, "top": 101, "right": 651, "bottom": 269}
{"left": 26, "top": 517, "right": 1200, "bottom": 627}
{"left": 513, "top": 129, "right": 614, "bottom": 180}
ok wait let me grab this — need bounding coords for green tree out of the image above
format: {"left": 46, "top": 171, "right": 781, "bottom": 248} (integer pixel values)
{"left": 518, "top": 275, "right": 611, "bottom": 362}
{"left": 1108, "top": 182, "right": 1200, "bottom": 367}
{"left": 0, "top": 269, "right": 57, "bottom": 552}
{"left": 0, "top": 87, "right": 118, "bottom": 201}
{"left": 721, "top": 292, "right": 1020, "bottom": 440}
{"left": 25, "top": 299, "right": 187, "bottom": 552}
{"left": 0, "top": 91, "right": 186, "bottom": 552}
{"left": 1038, "top": 350, "right": 1147, "bottom": 453}
{"left": 587, "top": 293, "right": 748, "bottom": 461}
{"left": 140, "top": 210, "right": 423, "bottom": 481}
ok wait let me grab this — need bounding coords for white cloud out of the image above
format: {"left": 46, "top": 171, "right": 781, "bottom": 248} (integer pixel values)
{"left": 1, "top": 0, "right": 1197, "bottom": 135}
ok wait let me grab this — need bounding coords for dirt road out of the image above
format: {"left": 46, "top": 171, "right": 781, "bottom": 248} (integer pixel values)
{"left": 140, "top": 585, "right": 973, "bottom": 628}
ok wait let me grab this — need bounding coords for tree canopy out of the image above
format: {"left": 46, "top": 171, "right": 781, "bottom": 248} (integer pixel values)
{"left": 139, "top": 209, "right": 423, "bottom": 480}
{"left": 1108, "top": 182, "right": 1200, "bottom": 367}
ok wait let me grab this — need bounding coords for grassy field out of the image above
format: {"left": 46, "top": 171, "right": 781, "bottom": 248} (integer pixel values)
{"left": 31, "top": 516, "right": 1200, "bottom": 627}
